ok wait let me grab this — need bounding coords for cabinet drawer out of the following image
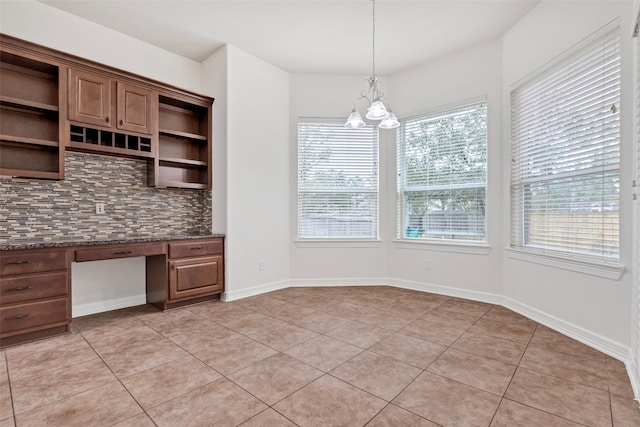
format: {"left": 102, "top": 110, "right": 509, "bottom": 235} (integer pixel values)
{"left": 169, "top": 256, "right": 223, "bottom": 300}
{"left": 0, "top": 298, "right": 69, "bottom": 335}
{"left": 169, "top": 240, "right": 222, "bottom": 259}
{"left": 1, "top": 272, "right": 68, "bottom": 305}
{"left": 1, "top": 251, "right": 68, "bottom": 276}
{"left": 75, "top": 243, "right": 165, "bottom": 262}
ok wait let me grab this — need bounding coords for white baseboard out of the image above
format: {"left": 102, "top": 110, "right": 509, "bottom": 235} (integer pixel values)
{"left": 221, "top": 280, "right": 290, "bottom": 302}
{"left": 388, "top": 278, "right": 503, "bottom": 305}
{"left": 72, "top": 294, "right": 147, "bottom": 318}
{"left": 288, "top": 277, "right": 390, "bottom": 288}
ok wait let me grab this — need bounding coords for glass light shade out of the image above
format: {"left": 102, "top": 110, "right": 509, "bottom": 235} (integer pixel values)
{"left": 366, "top": 100, "right": 390, "bottom": 120}
{"left": 378, "top": 112, "right": 400, "bottom": 129}
{"left": 344, "top": 110, "right": 366, "bottom": 129}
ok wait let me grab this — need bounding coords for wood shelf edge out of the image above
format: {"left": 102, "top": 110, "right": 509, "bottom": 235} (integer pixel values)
{"left": 0, "top": 95, "right": 59, "bottom": 112}
{"left": 159, "top": 157, "right": 207, "bottom": 167}
{"left": 159, "top": 128, "right": 207, "bottom": 141}
{"left": 0, "top": 134, "right": 59, "bottom": 147}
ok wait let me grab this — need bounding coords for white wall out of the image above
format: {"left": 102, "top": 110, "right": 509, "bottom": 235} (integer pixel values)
{"left": 222, "top": 45, "right": 291, "bottom": 299}
{"left": 385, "top": 39, "right": 504, "bottom": 298}
{"left": 501, "top": 0, "right": 635, "bottom": 351}
{"left": 288, "top": 74, "right": 390, "bottom": 283}
{"left": 0, "top": 0, "right": 202, "bottom": 93}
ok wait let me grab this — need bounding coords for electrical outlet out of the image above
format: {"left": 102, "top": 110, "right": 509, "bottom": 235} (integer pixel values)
{"left": 95, "top": 203, "right": 105, "bottom": 215}
{"left": 258, "top": 260, "right": 265, "bottom": 271}
{"left": 424, "top": 259, "right": 433, "bottom": 270}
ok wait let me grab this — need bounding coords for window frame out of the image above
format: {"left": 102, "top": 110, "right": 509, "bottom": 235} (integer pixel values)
{"left": 296, "top": 118, "right": 380, "bottom": 241}
{"left": 507, "top": 24, "right": 625, "bottom": 276}
{"left": 396, "top": 98, "right": 489, "bottom": 246}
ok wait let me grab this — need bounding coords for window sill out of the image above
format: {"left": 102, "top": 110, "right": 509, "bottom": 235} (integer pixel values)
{"left": 295, "top": 239, "right": 382, "bottom": 248}
{"left": 393, "top": 239, "right": 491, "bottom": 255}
{"left": 504, "top": 248, "right": 625, "bottom": 280}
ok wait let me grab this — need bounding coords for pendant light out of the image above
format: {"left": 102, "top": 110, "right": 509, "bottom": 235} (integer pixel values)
{"left": 345, "top": 0, "right": 399, "bottom": 130}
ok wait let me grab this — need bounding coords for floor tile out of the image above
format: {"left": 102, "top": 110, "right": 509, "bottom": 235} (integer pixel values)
{"left": 217, "top": 311, "right": 282, "bottom": 335}
{"left": 72, "top": 310, "right": 143, "bottom": 333}
{"left": 0, "top": 418, "right": 13, "bottom": 427}
{"left": 80, "top": 323, "right": 163, "bottom": 353}
{"left": 3, "top": 331, "right": 86, "bottom": 358}
{"left": 355, "top": 309, "right": 415, "bottom": 331}
{"left": 519, "top": 345, "right": 608, "bottom": 390}
{"left": 440, "top": 298, "right": 493, "bottom": 317}
{"left": 265, "top": 287, "right": 314, "bottom": 302}
{"left": 148, "top": 377, "right": 266, "bottom": 426}
{"left": 120, "top": 356, "right": 221, "bottom": 410}
{"left": 6, "top": 338, "right": 98, "bottom": 381}
{"left": 287, "top": 293, "right": 334, "bottom": 309}
{"left": 482, "top": 306, "right": 538, "bottom": 328}
{"left": 398, "top": 318, "right": 466, "bottom": 346}
{"left": 265, "top": 302, "right": 317, "bottom": 322}
{"left": 490, "top": 399, "right": 580, "bottom": 426}
{"left": 611, "top": 393, "right": 640, "bottom": 427}
{"left": 112, "top": 413, "right": 156, "bottom": 427}
{"left": 398, "top": 291, "right": 450, "bottom": 306}
{"left": 194, "top": 335, "right": 277, "bottom": 375}
{"left": 468, "top": 318, "right": 535, "bottom": 344}
{"left": 245, "top": 320, "right": 318, "bottom": 351}
{"left": 367, "top": 404, "right": 438, "bottom": 427}
{"left": 284, "top": 335, "right": 362, "bottom": 372}
{"left": 291, "top": 311, "right": 353, "bottom": 334}
{"left": 139, "top": 309, "right": 212, "bottom": 337}
{"left": 236, "top": 295, "right": 288, "bottom": 312}
{"left": 239, "top": 408, "right": 297, "bottom": 427}
{"left": 325, "top": 320, "right": 392, "bottom": 348}
{"left": 186, "top": 300, "right": 254, "bottom": 322}
{"left": 393, "top": 371, "right": 501, "bottom": 427}
{"left": 421, "top": 305, "right": 482, "bottom": 329}
{"left": 450, "top": 331, "right": 526, "bottom": 365}
{"left": 608, "top": 360, "right": 635, "bottom": 398}
{"left": 15, "top": 382, "right": 142, "bottom": 427}
{"left": 11, "top": 358, "right": 115, "bottom": 414}
{"left": 228, "top": 353, "right": 323, "bottom": 405}
{"left": 166, "top": 322, "right": 242, "bottom": 353}
{"left": 505, "top": 368, "right": 611, "bottom": 426}
{"left": 273, "top": 375, "right": 386, "bottom": 427}
{"left": 530, "top": 326, "right": 607, "bottom": 362}
{"left": 427, "top": 348, "right": 516, "bottom": 395}
{"left": 99, "top": 338, "right": 188, "bottom": 378}
{"left": 386, "top": 299, "right": 437, "bottom": 319}
{"left": 368, "top": 333, "right": 445, "bottom": 369}
{"left": 0, "top": 381, "right": 12, "bottom": 422}
{"left": 330, "top": 351, "right": 422, "bottom": 401}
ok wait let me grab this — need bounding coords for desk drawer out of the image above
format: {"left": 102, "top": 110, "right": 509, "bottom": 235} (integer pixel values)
{"left": 75, "top": 243, "right": 165, "bottom": 262}
{"left": 0, "top": 298, "right": 68, "bottom": 335}
{"left": 1, "top": 272, "right": 68, "bottom": 305}
{"left": 169, "top": 240, "right": 223, "bottom": 259}
{"left": 1, "top": 251, "right": 68, "bottom": 276}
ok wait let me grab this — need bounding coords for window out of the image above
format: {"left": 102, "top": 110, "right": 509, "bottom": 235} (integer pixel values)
{"left": 297, "top": 120, "right": 378, "bottom": 239}
{"left": 510, "top": 28, "right": 621, "bottom": 260}
{"left": 397, "top": 102, "right": 488, "bottom": 242}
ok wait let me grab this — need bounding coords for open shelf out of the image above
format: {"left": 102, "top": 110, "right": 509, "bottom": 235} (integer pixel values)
{"left": 159, "top": 128, "right": 207, "bottom": 141}
{"left": 159, "top": 157, "right": 207, "bottom": 167}
{"left": 0, "top": 95, "right": 58, "bottom": 113}
{"left": 0, "top": 134, "right": 58, "bottom": 148}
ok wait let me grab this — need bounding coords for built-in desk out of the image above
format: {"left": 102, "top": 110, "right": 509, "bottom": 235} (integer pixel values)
{"left": 0, "top": 235, "right": 224, "bottom": 347}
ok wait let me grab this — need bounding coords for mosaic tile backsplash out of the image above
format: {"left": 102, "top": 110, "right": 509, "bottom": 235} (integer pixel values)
{"left": 0, "top": 152, "right": 212, "bottom": 243}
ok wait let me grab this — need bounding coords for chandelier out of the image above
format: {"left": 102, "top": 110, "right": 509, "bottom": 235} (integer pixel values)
{"left": 344, "top": 0, "right": 399, "bottom": 130}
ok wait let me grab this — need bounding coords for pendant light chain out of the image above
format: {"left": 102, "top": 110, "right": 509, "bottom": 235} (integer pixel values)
{"left": 372, "top": 0, "right": 376, "bottom": 80}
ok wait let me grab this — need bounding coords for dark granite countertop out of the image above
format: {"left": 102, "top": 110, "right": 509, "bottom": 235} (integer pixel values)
{"left": 0, "top": 234, "right": 225, "bottom": 251}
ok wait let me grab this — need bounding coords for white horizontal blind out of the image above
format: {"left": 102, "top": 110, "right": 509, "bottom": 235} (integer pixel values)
{"left": 510, "top": 28, "right": 621, "bottom": 259}
{"left": 298, "top": 121, "right": 378, "bottom": 239}
{"left": 397, "top": 102, "right": 487, "bottom": 241}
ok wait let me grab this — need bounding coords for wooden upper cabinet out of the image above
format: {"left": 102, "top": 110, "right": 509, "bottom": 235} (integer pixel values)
{"left": 116, "top": 81, "right": 155, "bottom": 135}
{"left": 69, "top": 69, "right": 155, "bottom": 135}
{"left": 68, "top": 69, "right": 111, "bottom": 128}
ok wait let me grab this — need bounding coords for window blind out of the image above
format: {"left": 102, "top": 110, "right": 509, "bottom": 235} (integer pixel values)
{"left": 397, "top": 102, "right": 487, "bottom": 241}
{"left": 298, "top": 121, "right": 378, "bottom": 239}
{"left": 510, "top": 27, "right": 621, "bottom": 260}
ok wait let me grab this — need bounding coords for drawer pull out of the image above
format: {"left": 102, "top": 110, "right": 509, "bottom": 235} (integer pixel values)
{"left": 5, "top": 314, "right": 30, "bottom": 320}
{"left": 6, "top": 260, "right": 30, "bottom": 265}
{"left": 190, "top": 247, "right": 203, "bottom": 250}
{"left": 5, "top": 286, "right": 33, "bottom": 292}
{"left": 114, "top": 251, "right": 133, "bottom": 255}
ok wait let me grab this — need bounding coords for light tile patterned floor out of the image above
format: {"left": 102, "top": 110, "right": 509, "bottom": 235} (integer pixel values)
{"left": 1, "top": 286, "right": 639, "bottom": 426}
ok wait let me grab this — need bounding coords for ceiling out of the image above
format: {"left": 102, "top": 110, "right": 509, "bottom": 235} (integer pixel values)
{"left": 41, "top": 0, "right": 540, "bottom": 75}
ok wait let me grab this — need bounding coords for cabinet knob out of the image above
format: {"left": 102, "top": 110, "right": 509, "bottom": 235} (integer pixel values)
{"left": 105, "top": 116, "right": 110, "bottom": 123}
{"left": 120, "top": 119, "right": 124, "bottom": 125}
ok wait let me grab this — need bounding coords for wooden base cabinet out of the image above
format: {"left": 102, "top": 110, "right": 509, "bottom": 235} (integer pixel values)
{"left": 0, "top": 248, "right": 71, "bottom": 347}
{"left": 147, "top": 237, "right": 224, "bottom": 310}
